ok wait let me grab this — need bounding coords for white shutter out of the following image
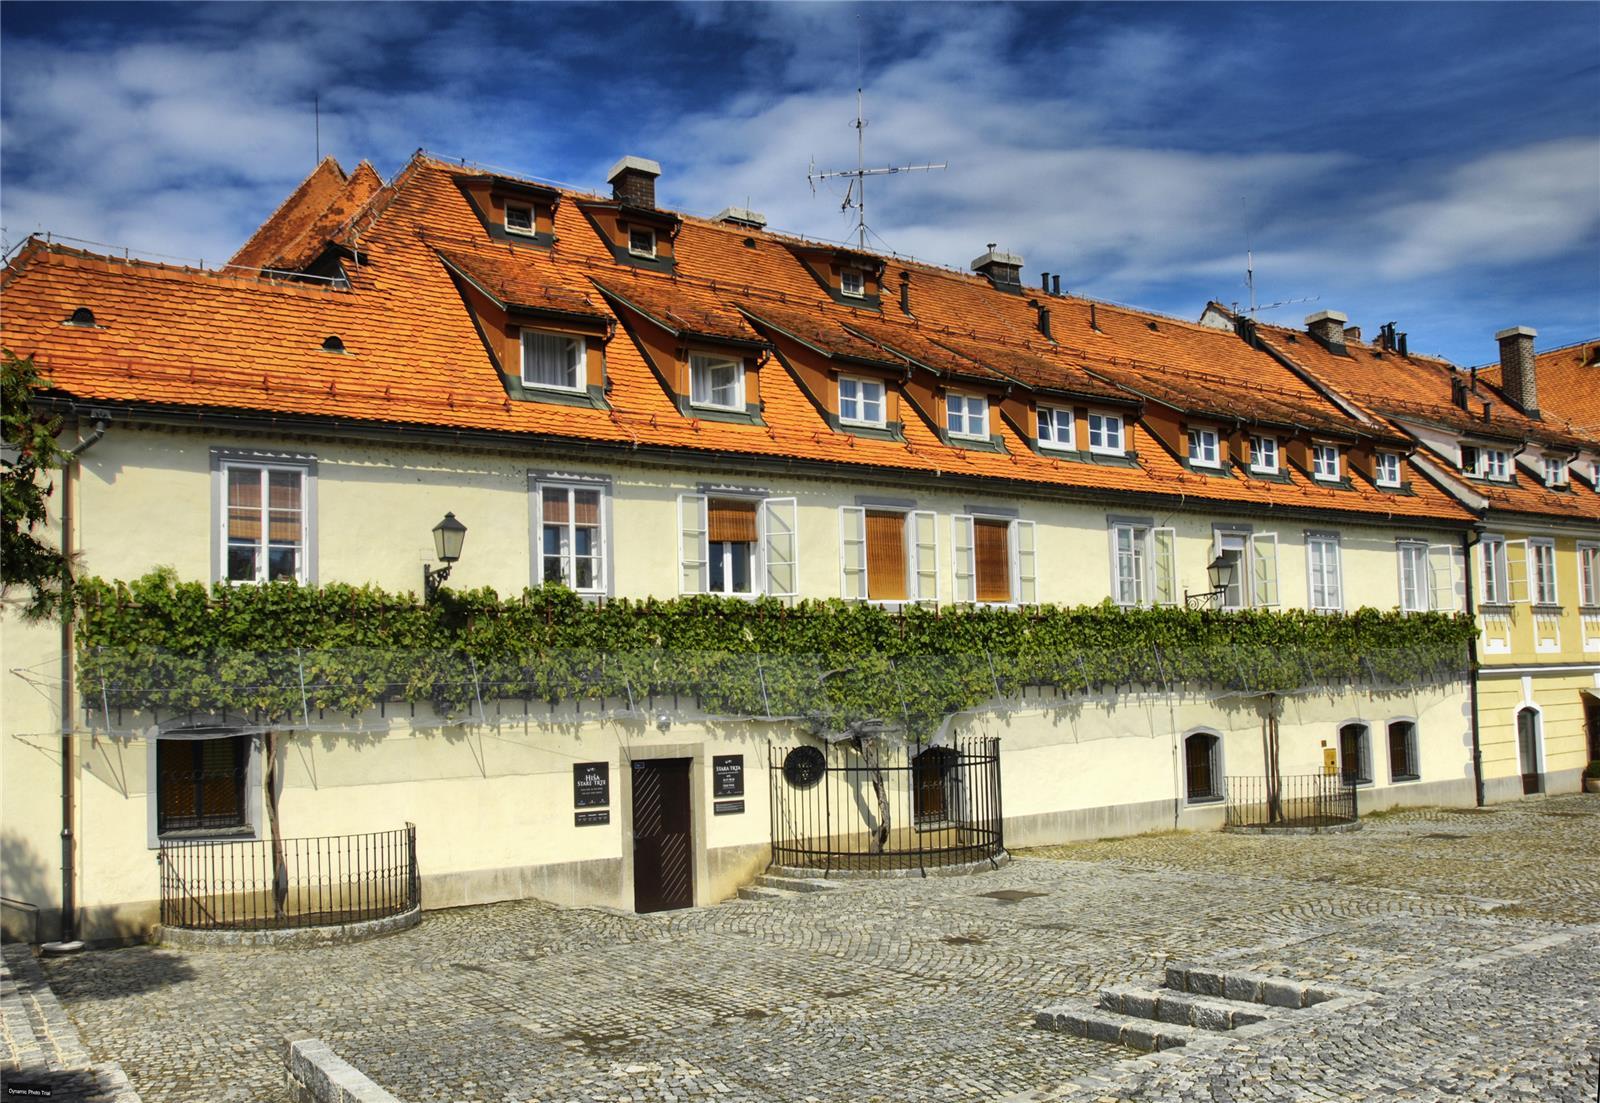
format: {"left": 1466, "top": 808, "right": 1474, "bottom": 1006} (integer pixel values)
{"left": 678, "top": 493, "right": 706, "bottom": 595}
{"left": 910, "top": 510, "right": 939, "bottom": 605}
{"left": 1250, "top": 532, "right": 1280, "bottom": 608}
{"left": 761, "top": 498, "right": 798, "bottom": 599}
{"left": 1152, "top": 527, "right": 1177, "bottom": 606}
{"left": 1427, "top": 544, "right": 1458, "bottom": 612}
{"left": 1327, "top": 541, "right": 1344, "bottom": 610}
{"left": 1013, "top": 520, "right": 1037, "bottom": 605}
{"left": 839, "top": 506, "right": 867, "bottom": 600}
{"left": 1504, "top": 538, "right": 1530, "bottom": 604}
{"left": 952, "top": 514, "right": 976, "bottom": 603}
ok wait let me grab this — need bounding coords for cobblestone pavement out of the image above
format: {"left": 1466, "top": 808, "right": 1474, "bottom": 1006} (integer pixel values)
{"left": 34, "top": 795, "right": 1600, "bottom": 1103}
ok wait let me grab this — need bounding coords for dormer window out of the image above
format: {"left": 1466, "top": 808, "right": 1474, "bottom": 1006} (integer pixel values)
{"left": 690, "top": 353, "right": 743, "bottom": 410}
{"left": 838, "top": 376, "right": 885, "bottom": 427}
{"left": 505, "top": 204, "right": 535, "bottom": 236}
{"left": 1459, "top": 445, "right": 1481, "bottom": 476}
{"left": 1088, "top": 411, "right": 1124, "bottom": 456}
{"left": 521, "top": 330, "right": 584, "bottom": 391}
{"left": 1546, "top": 456, "right": 1570, "bottom": 488}
{"left": 1375, "top": 452, "right": 1401, "bottom": 487}
{"left": 840, "top": 268, "right": 866, "bottom": 299}
{"left": 946, "top": 393, "right": 989, "bottom": 439}
{"left": 1312, "top": 444, "right": 1341, "bottom": 482}
{"left": 65, "top": 307, "right": 97, "bottom": 327}
{"left": 1037, "top": 406, "right": 1075, "bottom": 451}
{"left": 1485, "top": 449, "right": 1510, "bottom": 480}
{"left": 1250, "top": 435, "right": 1279, "bottom": 474}
{"left": 628, "top": 228, "right": 657, "bottom": 258}
{"left": 1187, "top": 428, "right": 1220, "bottom": 469}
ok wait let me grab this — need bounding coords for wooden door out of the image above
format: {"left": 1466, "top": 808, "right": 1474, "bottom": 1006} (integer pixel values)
{"left": 1586, "top": 696, "right": 1600, "bottom": 764}
{"left": 632, "top": 758, "right": 693, "bottom": 913}
{"left": 1517, "top": 709, "right": 1543, "bottom": 795}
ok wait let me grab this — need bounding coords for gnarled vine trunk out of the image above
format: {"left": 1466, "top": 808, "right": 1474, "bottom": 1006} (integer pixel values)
{"left": 264, "top": 730, "right": 288, "bottom": 918}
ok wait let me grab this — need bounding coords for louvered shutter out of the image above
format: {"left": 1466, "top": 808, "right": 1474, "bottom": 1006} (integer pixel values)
{"left": 1152, "top": 527, "right": 1177, "bottom": 606}
{"left": 761, "top": 498, "right": 798, "bottom": 599}
{"left": 974, "top": 518, "right": 1011, "bottom": 603}
{"left": 865, "top": 511, "right": 908, "bottom": 601}
{"left": 678, "top": 493, "right": 707, "bottom": 594}
{"left": 910, "top": 510, "right": 939, "bottom": 605}
{"left": 1013, "top": 520, "right": 1036, "bottom": 605}
{"left": 839, "top": 507, "right": 867, "bottom": 600}
{"left": 952, "top": 515, "right": 976, "bottom": 603}
{"left": 1250, "top": 533, "right": 1280, "bottom": 608}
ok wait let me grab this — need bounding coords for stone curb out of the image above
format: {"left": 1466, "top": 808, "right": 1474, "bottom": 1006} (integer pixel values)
{"left": 152, "top": 905, "right": 421, "bottom": 951}
{"left": 285, "top": 1037, "right": 406, "bottom": 1103}
{"left": 769, "top": 850, "right": 1011, "bottom": 881}
{"left": 1, "top": 944, "right": 143, "bottom": 1102}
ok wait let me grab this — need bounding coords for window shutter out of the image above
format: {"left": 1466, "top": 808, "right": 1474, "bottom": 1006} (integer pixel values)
{"left": 1327, "top": 541, "right": 1344, "bottom": 610}
{"left": 1504, "top": 539, "right": 1530, "bottom": 604}
{"left": 974, "top": 518, "right": 1011, "bottom": 603}
{"left": 678, "top": 493, "right": 707, "bottom": 595}
{"left": 839, "top": 506, "right": 867, "bottom": 600}
{"left": 761, "top": 498, "right": 798, "bottom": 599}
{"left": 1111, "top": 525, "right": 1139, "bottom": 606}
{"left": 952, "top": 515, "right": 976, "bottom": 603}
{"left": 1427, "top": 544, "right": 1458, "bottom": 612}
{"left": 910, "top": 510, "right": 939, "bottom": 605}
{"left": 707, "top": 499, "right": 758, "bottom": 543}
{"left": 1152, "top": 527, "right": 1177, "bottom": 606}
{"left": 1013, "top": 520, "right": 1036, "bottom": 605}
{"left": 864, "top": 511, "right": 908, "bottom": 601}
{"left": 1249, "top": 533, "right": 1279, "bottom": 608}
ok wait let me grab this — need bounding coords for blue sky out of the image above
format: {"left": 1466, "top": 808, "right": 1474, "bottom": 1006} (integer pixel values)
{"left": 2, "top": 1, "right": 1596, "bottom": 366}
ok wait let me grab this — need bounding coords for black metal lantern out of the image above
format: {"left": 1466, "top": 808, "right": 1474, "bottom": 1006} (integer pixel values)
{"left": 424, "top": 512, "right": 467, "bottom": 600}
{"left": 1207, "top": 552, "right": 1236, "bottom": 596}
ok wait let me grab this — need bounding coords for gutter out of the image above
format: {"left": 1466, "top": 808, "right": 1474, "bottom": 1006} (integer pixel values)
{"left": 1461, "top": 527, "right": 1485, "bottom": 808}
{"left": 48, "top": 411, "right": 109, "bottom": 950}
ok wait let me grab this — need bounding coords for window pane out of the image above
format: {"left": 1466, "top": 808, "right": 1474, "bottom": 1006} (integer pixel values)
{"left": 266, "top": 545, "right": 298, "bottom": 581}
{"left": 523, "top": 332, "right": 579, "bottom": 389}
{"left": 227, "top": 544, "right": 258, "bottom": 582}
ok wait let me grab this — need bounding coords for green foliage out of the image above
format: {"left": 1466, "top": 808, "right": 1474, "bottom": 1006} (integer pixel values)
{"left": 74, "top": 571, "right": 1477, "bottom": 738}
{"left": 1, "top": 350, "right": 73, "bottom": 619}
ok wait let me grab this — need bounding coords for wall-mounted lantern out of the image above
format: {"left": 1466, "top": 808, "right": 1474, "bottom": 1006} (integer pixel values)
{"left": 424, "top": 512, "right": 467, "bottom": 601}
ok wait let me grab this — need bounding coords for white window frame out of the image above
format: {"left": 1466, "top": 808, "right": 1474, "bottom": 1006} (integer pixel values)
{"left": 689, "top": 353, "right": 745, "bottom": 411}
{"left": 677, "top": 493, "right": 798, "bottom": 599}
{"left": 840, "top": 268, "right": 865, "bottom": 298}
{"left": 1579, "top": 542, "right": 1600, "bottom": 608}
{"left": 1109, "top": 523, "right": 1177, "bottom": 607}
{"left": 504, "top": 203, "right": 536, "bottom": 236}
{"left": 1530, "top": 538, "right": 1559, "bottom": 606}
{"left": 1375, "top": 453, "right": 1402, "bottom": 488}
{"left": 1187, "top": 428, "right": 1220, "bottom": 469}
{"left": 533, "top": 478, "right": 609, "bottom": 596}
{"left": 520, "top": 329, "right": 585, "bottom": 392}
{"left": 946, "top": 393, "right": 989, "bottom": 440}
{"left": 839, "top": 505, "right": 937, "bottom": 606}
{"left": 628, "top": 226, "right": 657, "bottom": 258}
{"left": 1480, "top": 535, "right": 1510, "bottom": 605}
{"left": 1250, "top": 435, "right": 1279, "bottom": 474}
{"left": 1037, "top": 406, "right": 1076, "bottom": 452}
{"left": 1249, "top": 532, "right": 1279, "bottom": 608}
{"left": 838, "top": 375, "right": 886, "bottom": 427}
{"left": 1545, "top": 455, "right": 1570, "bottom": 488}
{"left": 218, "top": 458, "right": 313, "bottom": 586}
{"left": 1307, "top": 533, "right": 1344, "bottom": 612}
{"left": 1397, "top": 540, "right": 1429, "bottom": 613}
{"left": 1214, "top": 530, "right": 1248, "bottom": 610}
{"left": 1459, "top": 445, "right": 1482, "bottom": 477}
{"left": 1312, "top": 444, "right": 1341, "bottom": 482}
{"left": 952, "top": 514, "right": 1035, "bottom": 605}
{"left": 1088, "top": 411, "right": 1124, "bottom": 456}
{"left": 1484, "top": 449, "right": 1510, "bottom": 481}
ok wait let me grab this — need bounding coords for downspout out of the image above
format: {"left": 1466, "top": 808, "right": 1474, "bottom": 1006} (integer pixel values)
{"left": 1461, "top": 527, "right": 1485, "bottom": 807}
{"left": 49, "top": 414, "right": 108, "bottom": 950}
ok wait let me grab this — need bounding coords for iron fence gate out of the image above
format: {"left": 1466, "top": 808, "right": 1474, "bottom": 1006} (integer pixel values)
{"left": 1224, "top": 774, "right": 1358, "bottom": 829}
{"left": 770, "top": 736, "right": 1003, "bottom": 873}
{"left": 158, "top": 823, "right": 419, "bottom": 931}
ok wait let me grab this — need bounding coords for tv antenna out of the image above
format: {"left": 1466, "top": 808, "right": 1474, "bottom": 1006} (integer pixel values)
{"left": 808, "top": 84, "right": 945, "bottom": 251}
{"left": 1238, "top": 216, "right": 1316, "bottom": 318}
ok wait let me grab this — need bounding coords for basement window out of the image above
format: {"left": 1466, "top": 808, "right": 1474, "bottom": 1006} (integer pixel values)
{"left": 505, "top": 204, "right": 535, "bottom": 236}
{"left": 628, "top": 227, "right": 657, "bottom": 259}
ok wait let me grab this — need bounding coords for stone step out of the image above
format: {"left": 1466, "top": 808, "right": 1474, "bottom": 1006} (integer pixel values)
{"left": 753, "top": 873, "right": 841, "bottom": 893}
{"left": 735, "top": 885, "right": 795, "bottom": 902}
{"left": 1162, "top": 962, "right": 1341, "bottom": 1009}
{"left": 1096, "top": 984, "right": 1271, "bottom": 1031}
{"left": 1035, "top": 1003, "right": 1199, "bottom": 1053}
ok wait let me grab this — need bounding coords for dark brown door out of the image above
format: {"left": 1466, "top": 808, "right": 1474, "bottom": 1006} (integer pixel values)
{"left": 1517, "top": 708, "right": 1543, "bottom": 795}
{"left": 632, "top": 758, "right": 693, "bottom": 913}
{"left": 1586, "top": 696, "right": 1600, "bottom": 764}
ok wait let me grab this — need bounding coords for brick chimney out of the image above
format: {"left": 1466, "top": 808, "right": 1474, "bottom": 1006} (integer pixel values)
{"left": 608, "top": 156, "right": 661, "bottom": 209}
{"left": 1343, "top": 324, "right": 1362, "bottom": 344}
{"left": 1495, "top": 325, "right": 1539, "bottom": 416}
{"left": 1305, "top": 310, "right": 1349, "bottom": 349}
{"left": 972, "top": 245, "right": 1023, "bottom": 293}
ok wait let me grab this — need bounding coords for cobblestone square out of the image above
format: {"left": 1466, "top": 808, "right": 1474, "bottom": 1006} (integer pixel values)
{"left": 12, "top": 796, "right": 1600, "bottom": 1102}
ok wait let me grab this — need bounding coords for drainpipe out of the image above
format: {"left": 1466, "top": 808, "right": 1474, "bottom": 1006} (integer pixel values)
{"left": 47, "top": 413, "right": 108, "bottom": 950}
{"left": 1461, "top": 528, "right": 1485, "bottom": 807}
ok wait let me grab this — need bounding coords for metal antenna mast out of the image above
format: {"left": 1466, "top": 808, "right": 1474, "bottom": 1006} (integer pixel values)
{"left": 1240, "top": 203, "right": 1316, "bottom": 318}
{"left": 808, "top": 84, "right": 945, "bottom": 251}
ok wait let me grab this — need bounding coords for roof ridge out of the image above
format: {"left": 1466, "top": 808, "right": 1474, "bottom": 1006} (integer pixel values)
{"left": 228, "top": 157, "right": 348, "bottom": 269}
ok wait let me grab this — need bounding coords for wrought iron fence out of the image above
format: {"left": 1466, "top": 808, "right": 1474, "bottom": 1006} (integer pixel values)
{"left": 769, "top": 736, "right": 1003, "bottom": 873}
{"left": 1224, "top": 773, "right": 1358, "bottom": 829}
{"left": 158, "top": 823, "right": 418, "bottom": 931}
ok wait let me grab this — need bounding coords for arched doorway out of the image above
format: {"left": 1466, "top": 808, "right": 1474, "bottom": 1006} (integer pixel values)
{"left": 1516, "top": 707, "right": 1543, "bottom": 795}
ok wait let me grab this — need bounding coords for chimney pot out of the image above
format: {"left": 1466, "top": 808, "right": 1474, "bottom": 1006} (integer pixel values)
{"left": 1305, "top": 309, "right": 1349, "bottom": 348}
{"left": 899, "top": 271, "right": 912, "bottom": 315}
{"left": 971, "top": 247, "right": 1024, "bottom": 294}
{"left": 607, "top": 155, "right": 662, "bottom": 209}
{"left": 1494, "top": 325, "right": 1539, "bottom": 416}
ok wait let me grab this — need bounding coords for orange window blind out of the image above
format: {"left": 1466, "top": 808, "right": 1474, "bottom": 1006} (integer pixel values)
{"left": 975, "top": 518, "right": 1011, "bottom": 603}
{"left": 865, "top": 511, "right": 907, "bottom": 600}
{"left": 708, "top": 499, "right": 757, "bottom": 543}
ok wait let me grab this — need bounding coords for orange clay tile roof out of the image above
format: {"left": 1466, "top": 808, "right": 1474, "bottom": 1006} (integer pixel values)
{"left": 2, "top": 153, "right": 1480, "bottom": 527}
{"left": 229, "top": 158, "right": 352, "bottom": 272}
{"left": 1479, "top": 339, "right": 1600, "bottom": 445}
